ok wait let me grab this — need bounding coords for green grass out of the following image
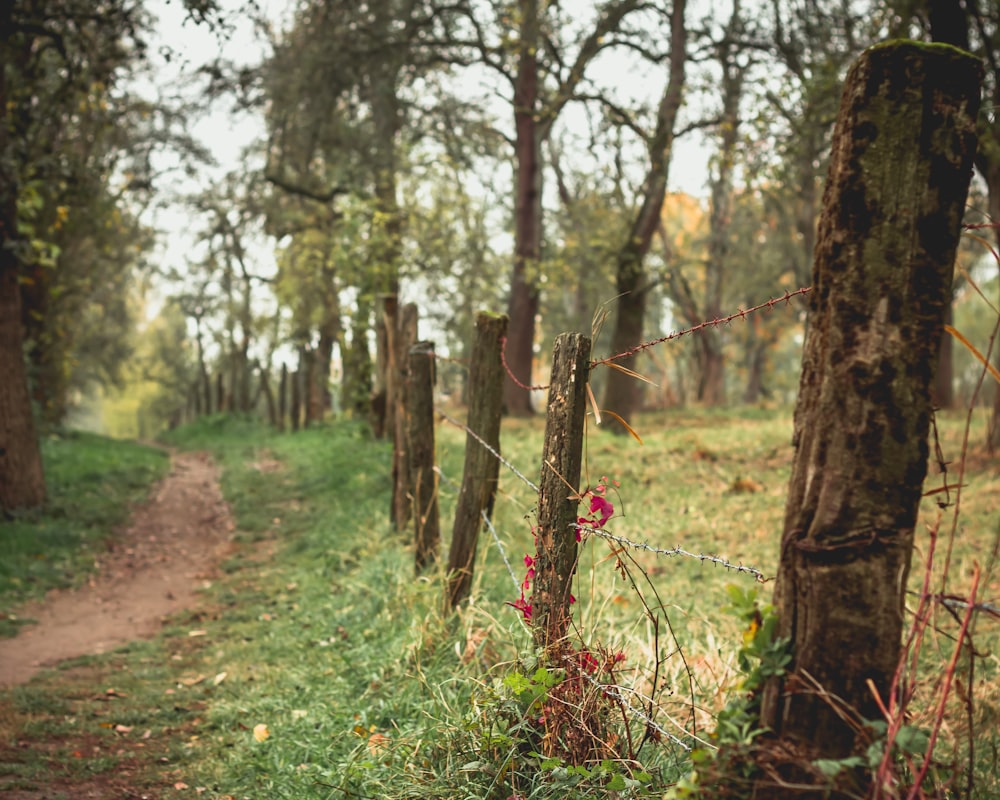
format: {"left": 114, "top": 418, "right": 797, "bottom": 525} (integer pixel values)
{"left": 0, "top": 431, "right": 169, "bottom": 633}
{"left": 2, "top": 409, "right": 996, "bottom": 799}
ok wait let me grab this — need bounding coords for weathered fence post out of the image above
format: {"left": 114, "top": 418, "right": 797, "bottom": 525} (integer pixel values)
{"left": 446, "top": 312, "right": 508, "bottom": 609}
{"left": 753, "top": 41, "right": 981, "bottom": 794}
{"left": 408, "top": 340, "right": 440, "bottom": 572}
{"left": 532, "top": 333, "right": 591, "bottom": 657}
{"left": 387, "top": 297, "right": 419, "bottom": 530}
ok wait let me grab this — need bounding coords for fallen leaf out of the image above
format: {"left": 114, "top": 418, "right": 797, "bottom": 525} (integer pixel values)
{"left": 253, "top": 723, "right": 270, "bottom": 742}
{"left": 114, "top": 724, "right": 133, "bottom": 734}
{"left": 367, "top": 732, "right": 390, "bottom": 755}
{"left": 213, "top": 671, "right": 227, "bottom": 686}
{"left": 174, "top": 781, "right": 189, "bottom": 790}
{"left": 188, "top": 630, "right": 207, "bottom": 637}
{"left": 180, "top": 675, "right": 206, "bottom": 687}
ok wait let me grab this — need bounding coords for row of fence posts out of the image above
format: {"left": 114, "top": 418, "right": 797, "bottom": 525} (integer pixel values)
{"left": 386, "top": 297, "right": 590, "bottom": 665}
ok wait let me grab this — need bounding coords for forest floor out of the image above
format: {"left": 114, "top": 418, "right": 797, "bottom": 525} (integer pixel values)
{"left": 0, "top": 450, "right": 238, "bottom": 798}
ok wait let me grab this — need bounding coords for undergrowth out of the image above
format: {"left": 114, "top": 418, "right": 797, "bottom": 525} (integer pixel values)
{"left": 2, "top": 407, "right": 996, "bottom": 798}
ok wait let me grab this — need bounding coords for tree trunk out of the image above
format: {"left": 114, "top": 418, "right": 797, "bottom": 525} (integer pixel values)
{"left": 0, "top": 268, "right": 47, "bottom": 513}
{"left": 601, "top": 0, "right": 687, "bottom": 433}
{"left": 932, "top": 298, "right": 955, "bottom": 409}
{"left": 502, "top": 0, "right": 542, "bottom": 417}
{"left": 446, "top": 312, "right": 508, "bottom": 608}
{"left": 699, "top": 2, "right": 742, "bottom": 409}
{"left": 742, "top": 321, "right": 769, "bottom": 404}
{"left": 341, "top": 300, "right": 373, "bottom": 425}
{"left": 696, "top": 333, "right": 725, "bottom": 405}
{"left": 754, "top": 42, "right": 980, "bottom": 795}
{"left": 290, "top": 365, "right": 302, "bottom": 433}
{"left": 216, "top": 371, "right": 225, "bottom": 413}
{"left": 278, "top": 362, "right": 288, "bottom": 431}
{"left": 258, "top": 364, "right": 277, "bottom": 427}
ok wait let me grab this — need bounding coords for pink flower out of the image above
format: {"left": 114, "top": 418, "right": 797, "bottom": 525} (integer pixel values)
{"left": 508, "top": 593, "right": 532, "bottom": 621}
{"left": 589, "top": 494, "right": 614, "bottom": 527}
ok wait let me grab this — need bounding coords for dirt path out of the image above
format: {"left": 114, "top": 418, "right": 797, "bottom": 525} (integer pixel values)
{"left": 0, "top": 450, "right": 235, "bottom": 688}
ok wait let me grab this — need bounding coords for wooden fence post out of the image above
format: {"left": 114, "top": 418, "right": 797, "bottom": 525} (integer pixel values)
{"left": 532, "top": 332, "right": 591, "bottom": 657}
{"left": 408, "top": 341, "right": 440, "bottom": 572}
{"left": 390, "top": 301, "right": 419, "bottom": 530}
{"left": 753, "top": 41, "right": 981, "bottom": 793}
{"left": 446, "top": 312, "right": 508, "bottom": 608}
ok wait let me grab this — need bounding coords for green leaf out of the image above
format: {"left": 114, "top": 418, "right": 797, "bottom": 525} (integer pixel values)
{"left": 895, "top": 725, "right": 930, "bottom": 756}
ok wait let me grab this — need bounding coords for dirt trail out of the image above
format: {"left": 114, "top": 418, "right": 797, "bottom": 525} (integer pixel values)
{"left": 0, "top": 450, "right": 234, "bottom": 688}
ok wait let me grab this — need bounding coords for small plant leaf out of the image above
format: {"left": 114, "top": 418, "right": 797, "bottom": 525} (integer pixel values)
{"left": 945, "top": 325, "right": 1000, "bottom": 386}
{"left": 598, "top": 409, "right": 644, "bottom": 444}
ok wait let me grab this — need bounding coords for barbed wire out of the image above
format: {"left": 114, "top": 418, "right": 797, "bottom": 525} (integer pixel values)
{"left": 574, "top": 666, "right": 695, "bottom": 752}
{"left": 591, "top": 287, "right": 812, "bottom": 369}
{"left": 905, "top": 590, "right": 1000, "bottom": 620}
{"left": 499, "top": 336, "right": 550, "bottom": 392}
{"left": 434, "top": 464, "right": 523, "bottom": 593}
{"left": 435, "top": 407, "right": 540, "bottom": 493}
{"left": 496, "top": 288, "right": 811, "bottom": 391}
{"left": 960, "top": 221, "right": 1000, "bottom": 230}
{"left": 576, "top": 524, "right": 769, "bottom": 582}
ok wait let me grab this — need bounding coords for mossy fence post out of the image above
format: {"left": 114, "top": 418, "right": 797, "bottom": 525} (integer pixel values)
{"left": 386, "top": 297, "right": 419, "bottom": 531}
{"left": 446, "top": 312, "right": 508, "bottom": 609}
{"left": 748, "top": 41, "right": 981, "bottom": 797}
{"left": 532, "top": 332, "right": 590, "bottom": 659}
{"left": 408, "top": 340, "right": 440, "bottom": 572}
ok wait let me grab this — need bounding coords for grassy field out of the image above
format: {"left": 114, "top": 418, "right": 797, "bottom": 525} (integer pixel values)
{"left": 0, "top": 409, "right": 997, "bottom": 798}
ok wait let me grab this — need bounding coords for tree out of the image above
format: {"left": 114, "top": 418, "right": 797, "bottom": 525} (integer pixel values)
{"left": 458, "top": 0, "right": 653, "bottom": 415}
{"left": 600, "top": 0, "right": 688, "bottom": 431}
{"left": 0, "top": 0, "right": 146, "bottom": 512}
{"left": 752, "top": 43, "right": 979, "bottom": 796}
{"left": 261, "top": 0, "right": 468, "bottom": 426}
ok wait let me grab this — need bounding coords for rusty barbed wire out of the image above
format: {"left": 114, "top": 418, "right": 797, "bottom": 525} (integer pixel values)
{"left": 960, "top": 221, "right": 1000, "bottom": 230}
{"left": 499, "top": 336, "right": 550, "bottom": 392}
{"left": 591, "top": 287, "right": 812, "bottom": 369}
{"left": 497, "top": 288, "right": 811, "bottom": 391}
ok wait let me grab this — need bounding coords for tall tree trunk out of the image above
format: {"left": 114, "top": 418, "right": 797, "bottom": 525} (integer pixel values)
{"left": 503, "top": 0, "right": 542, "bottom": 417}
{"left": 0, "top": 268, "right": 47, "bottom": 513}
{"left": 699, "top": 0, "right": 743, "bottom": 408}
{"left": 742, "top": 320, "right": 769, "bottom": 404}
{"left": 342, "top": 299, "right": 374, "bottom": 424}
{"left": 753, "top": 42, "right": 980, "bottom": 796}
{"left": 278, "top": 362, "right": 288, "bottom": 431}
{"left": 0, "top": 4, "right": 45, "bottom": 513}
{"left": 601, "top": 0, "right": 687, "bottom": 433}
